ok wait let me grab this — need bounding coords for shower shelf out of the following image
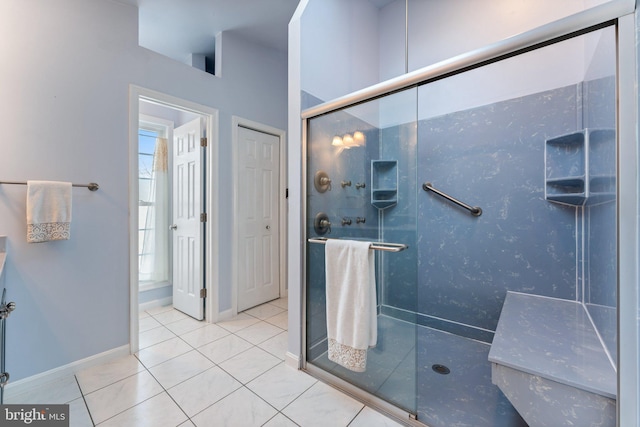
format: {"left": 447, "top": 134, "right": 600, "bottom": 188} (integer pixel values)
{"left": 371, "top": 160, "right": 398, "bottom": 209}
{"left": 544, "top": 128, "right": 615, "bottom": 206}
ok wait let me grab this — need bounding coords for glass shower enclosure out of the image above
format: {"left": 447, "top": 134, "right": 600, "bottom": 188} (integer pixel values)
{"left": 305, "top": 88, "right": 419, "bottom": 415}
{"left": 303, "top": 24, "right": 617, "bottom": 427}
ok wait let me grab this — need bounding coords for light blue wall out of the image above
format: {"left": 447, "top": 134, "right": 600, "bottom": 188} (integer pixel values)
{"left": 138, "top": 285, "right": 171, "bottom": 305}
{"left": 0, "top": 0, "right": 287, "bottom": 381}
{"left": 300, "top": 0, "right": 380, "bottom": 103}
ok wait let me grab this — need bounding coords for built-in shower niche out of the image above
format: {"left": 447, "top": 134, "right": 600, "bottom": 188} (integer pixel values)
{"left": 545, "top": 128, "right": 615, "bottom": 206}
{"left": 370, "top": 160, "right": 398, "bottom": 209}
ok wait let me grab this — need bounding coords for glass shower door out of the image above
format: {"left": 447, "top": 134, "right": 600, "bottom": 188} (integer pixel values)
{"left": 305, "top": 88, "right": 419, "bottom": 415}
{"left": 414, "top": 25, "right": 617, "bottom": 427}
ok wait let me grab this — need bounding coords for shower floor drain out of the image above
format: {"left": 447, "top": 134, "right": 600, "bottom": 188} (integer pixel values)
{"left": 432, "top": 364, "right": 451, "bottom": 375}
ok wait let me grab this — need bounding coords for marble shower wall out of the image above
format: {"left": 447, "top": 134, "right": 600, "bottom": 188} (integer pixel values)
{"left": 305, "top": 107, "right": 381, "bottom": 354}
{"left": 304, "top": 77, "right": 616, "bottom": 354}
{"left": 379, "top": 122, "right": 418, "bottom": 316}
{"left": 410, "top": 77, "right": 616, "bottom": 343}
{"left": 415, "top": 84, "right": 578, "bottom": 339}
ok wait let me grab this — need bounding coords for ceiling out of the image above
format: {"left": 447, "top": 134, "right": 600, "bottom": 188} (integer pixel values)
{"left": 116, "top": 0, "right": 301, "bottom": 64}
{"left": 115, "top": 0, "right": 398, "bottom": 65}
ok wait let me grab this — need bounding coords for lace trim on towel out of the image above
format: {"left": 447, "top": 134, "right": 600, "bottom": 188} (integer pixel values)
{"left": 27, "top": 222, "right": 70, "bottom": 243}
{"left": 328, "top": 338, "right": 368, "bottom": 372}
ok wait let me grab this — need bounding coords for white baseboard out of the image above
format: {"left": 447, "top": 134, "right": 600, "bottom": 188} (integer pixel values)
{"left": 139, "top": 296, "right": 173, "bottom": 312}
{"left": 217, "top": 308, "right": 234, "bottom": 322}
{"left": 5, "top": 344, "right": 130, "bottom": 397}
{"left": 286, "top": 351, "right": 301, "bottom": 370}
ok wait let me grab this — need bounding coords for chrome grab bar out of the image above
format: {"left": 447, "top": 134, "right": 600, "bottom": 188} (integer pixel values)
{"left": 308, "top": 237, "right": 408, "bottom": 252}
{"left": 422, "top": 182, "right": 482, "bottom": 216}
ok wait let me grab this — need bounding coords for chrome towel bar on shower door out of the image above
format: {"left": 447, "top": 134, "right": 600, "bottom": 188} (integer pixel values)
{"left": 308, "top": 237, "right": 408, "bottom": 252}
{"left": 422, "top": 182, "right": 482, "bottom": 216}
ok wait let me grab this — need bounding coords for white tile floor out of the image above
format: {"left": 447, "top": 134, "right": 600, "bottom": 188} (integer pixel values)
{"left": 5, "top": 298, "right": 403, "bottom": 427}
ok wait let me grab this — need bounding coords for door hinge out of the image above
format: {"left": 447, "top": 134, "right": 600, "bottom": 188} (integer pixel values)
{"left": 200, "top": 137, "right": 207, "bottom": 147}
{"left": 286, "top": 188, "right": 289, "bottom": 199}
{"left": 200, "top": 213, "right": 207, "bottom": 222}
{"left": 200, "top": 288, "right": 207, "bottom": 298}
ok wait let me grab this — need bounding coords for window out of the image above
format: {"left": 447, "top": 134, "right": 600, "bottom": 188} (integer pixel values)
{"left": 138, "top": 117, "right": 172, "bottom": 287}
{"left": 138, "top": 128, "right": 158, "bottom": 282}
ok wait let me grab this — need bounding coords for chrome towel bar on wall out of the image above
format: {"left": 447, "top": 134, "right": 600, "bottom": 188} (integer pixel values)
{"left": 422, "top": 182, "right": 482, "bottom": 216}
{"left": 0, "top": 181, "right": 99, "bottom": 191}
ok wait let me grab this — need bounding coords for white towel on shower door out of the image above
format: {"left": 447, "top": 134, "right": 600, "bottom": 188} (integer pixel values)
{"left": 325, "top": 239, "right": 377, "bottom": 372}
{"left": 26, "top": 180, "right": 72, "bottom": 243}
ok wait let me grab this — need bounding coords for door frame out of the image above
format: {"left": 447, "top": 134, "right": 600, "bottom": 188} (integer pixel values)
{"left": 231, "top": 116, "right": 287, "bottom": 316}
{"left": 129, "top": 85, "right": 219, "bottom": 353}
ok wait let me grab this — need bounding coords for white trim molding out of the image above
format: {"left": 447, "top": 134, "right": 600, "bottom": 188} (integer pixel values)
{"left": 285, "top": 351, "right": 301, "bottom": 370}
{"left": 129, "top": 85, "right": 220, "bottom": 354}
{"left": 138, "top": 296, "right": 173, "bottom": 312}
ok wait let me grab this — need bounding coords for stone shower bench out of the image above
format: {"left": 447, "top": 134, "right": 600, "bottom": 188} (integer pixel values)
{"left": 488, "top": 291, "right": 616, "bottom": 427}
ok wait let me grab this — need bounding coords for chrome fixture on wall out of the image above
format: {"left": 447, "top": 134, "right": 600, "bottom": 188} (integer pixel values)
{"left": 314, "top": 212, "right": 331, "bottom": 235}
{"left": 423, "top": 182, "right": 482, "bottom": 216}
{"left": 314, "top": 171, "right": 332, "bottom": 193}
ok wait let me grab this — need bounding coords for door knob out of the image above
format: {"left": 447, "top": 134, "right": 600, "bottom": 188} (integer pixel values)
{"left": 170, "top": 224, "right": 178, "bottom": 230}
{"left": 266, "top": 225, "right": 270, "bottom": 230}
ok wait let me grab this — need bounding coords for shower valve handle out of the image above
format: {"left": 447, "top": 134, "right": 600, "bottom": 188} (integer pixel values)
{"left": 320, "top": 219, "right": 331, "bottom": 234}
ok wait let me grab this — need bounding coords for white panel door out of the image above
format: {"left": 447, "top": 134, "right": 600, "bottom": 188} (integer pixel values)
{"left": 172, "top": 118, "right": 204, "bottom": 320}
{"left": 237, "top": 127, "right": 280, "bottom": 311}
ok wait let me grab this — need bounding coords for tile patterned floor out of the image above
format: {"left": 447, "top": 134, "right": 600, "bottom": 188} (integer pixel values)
{"left": 5, "top": 298, "right": 403, "bottom": 427}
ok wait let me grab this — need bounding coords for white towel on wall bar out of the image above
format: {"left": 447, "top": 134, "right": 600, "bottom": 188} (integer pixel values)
{"left": 325, "top": 239, "right": 377, "bottom": 372}
{"left": 26, "top": 180, "right": 72, "bottom": 243}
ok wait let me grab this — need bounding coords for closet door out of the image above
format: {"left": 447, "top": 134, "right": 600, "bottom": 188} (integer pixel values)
{"left": 237, "top": 126, "right": 280, "bottom": 311}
